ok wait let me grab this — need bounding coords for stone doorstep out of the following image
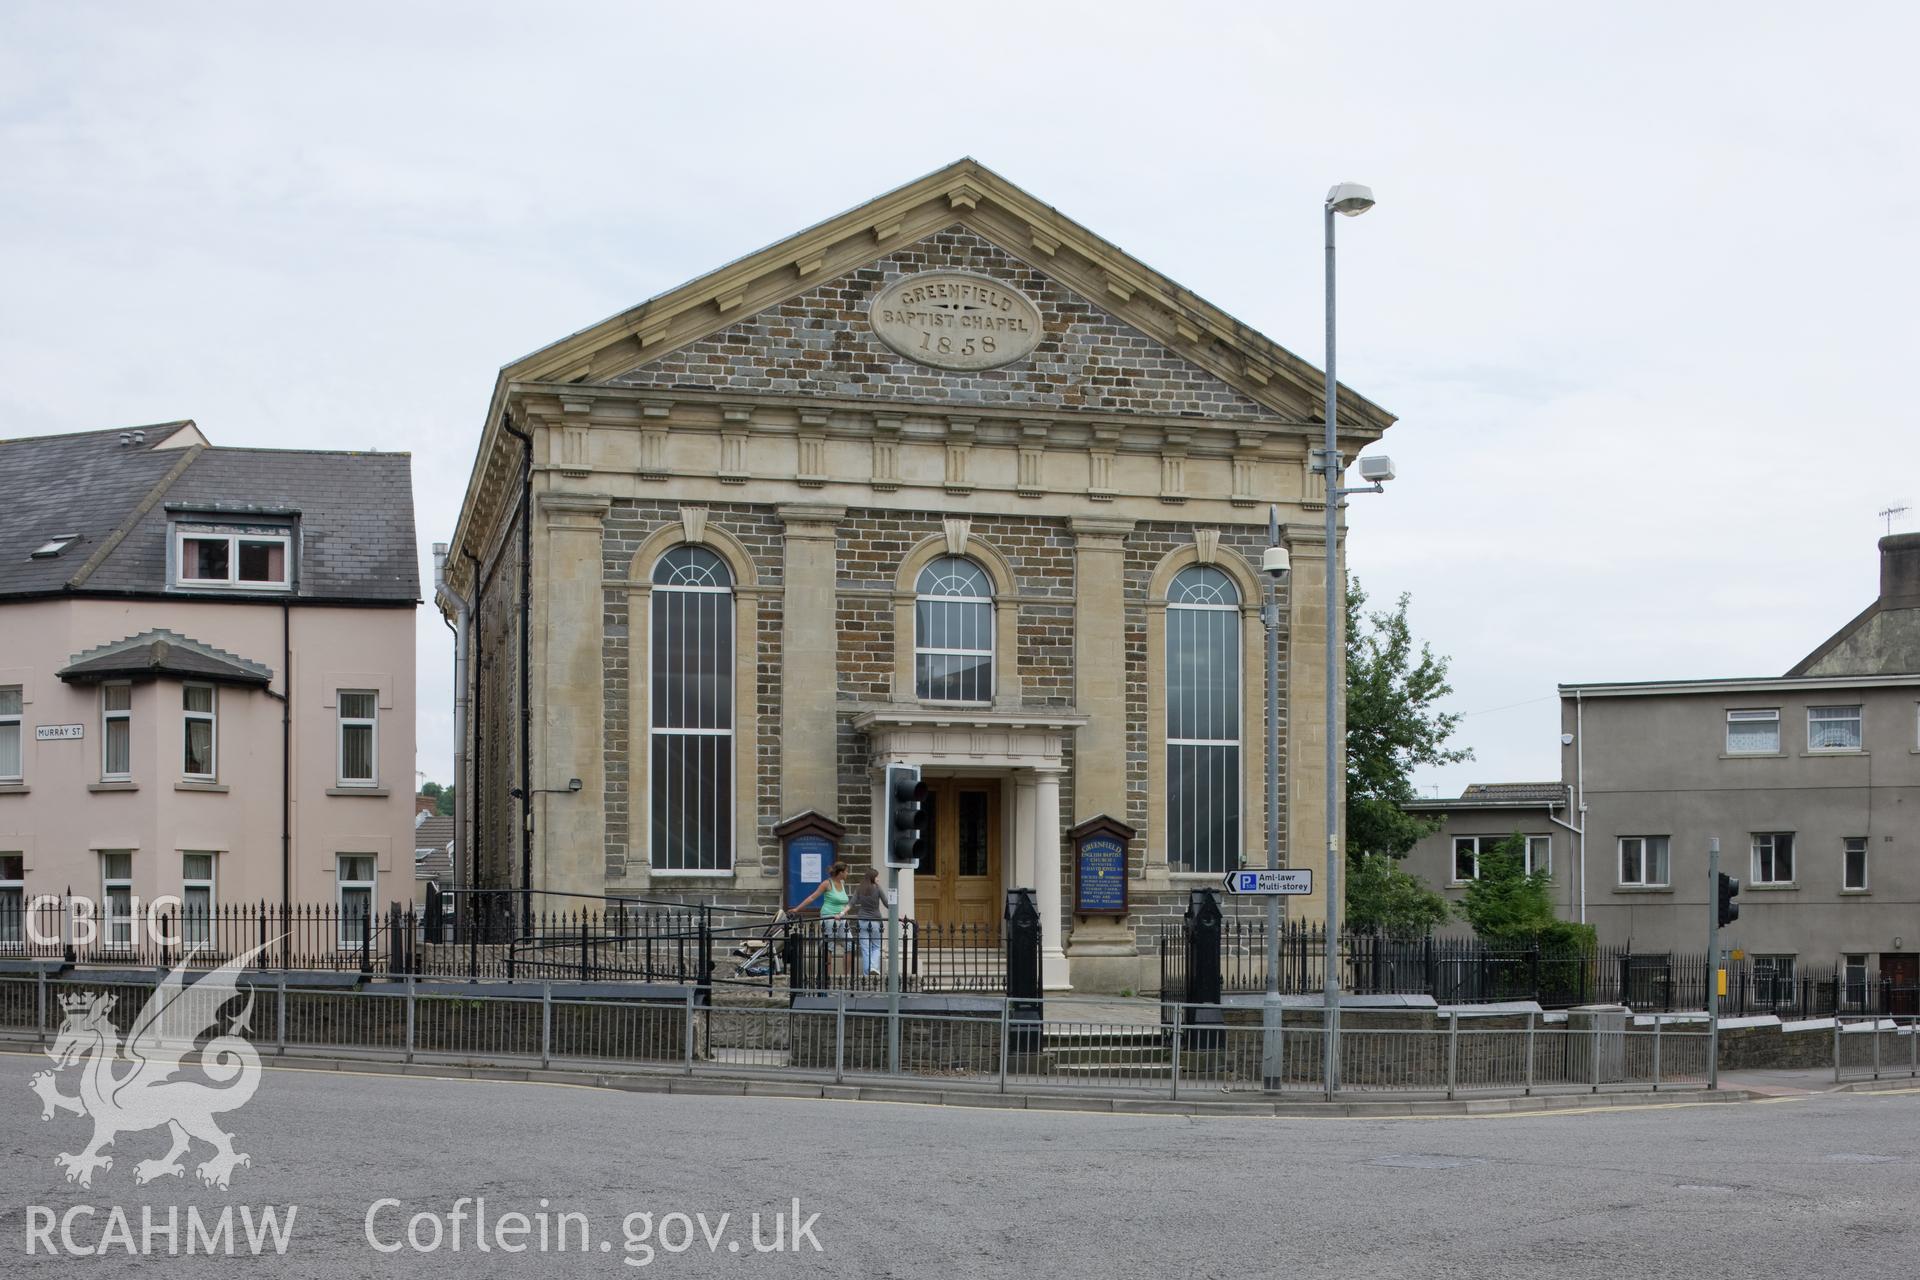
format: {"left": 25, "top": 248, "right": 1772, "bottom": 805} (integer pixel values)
{"left": 0, "top": 1034, "right": 1754, "bottom": 1116}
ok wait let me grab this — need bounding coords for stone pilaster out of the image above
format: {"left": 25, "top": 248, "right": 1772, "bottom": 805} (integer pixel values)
{"left": 778, "top": 504, "right": 845, "bottom": 819}
{"left": 1034, "top": 766, "right": 1070, "bottom": 989}
{"left": 1283, "top": 521, "right": 1342, "bottom": 930}
{"left": 1068, "top": 517, "right": 1133, "bottom": 821}
{"left": 533, "top": 488, "right": 611, "bottom": 899}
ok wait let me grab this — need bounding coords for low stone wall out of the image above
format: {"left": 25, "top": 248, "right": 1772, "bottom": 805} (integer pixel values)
{"left": 789, "top": 996, "right": 1005, "bottom": 1075}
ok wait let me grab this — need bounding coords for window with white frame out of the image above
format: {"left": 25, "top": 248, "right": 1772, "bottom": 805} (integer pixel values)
{"left": 181, "top": 852, "right": 215, "bottom": 946}
{"left": 1451, "top": 834, "right": 1550, "bottom": 882}
{"left": 649, "top": 547, "right": 734, "bottom": 873}
{"left": 1843, "top": 836, "right": 1869, "bottom": 891}
{"left": 1752, "top": 831, "right": 1795, "bottom": 885}
{"left": 0, "top": 686, "right": 20, "bottom": 782}
{"left": 174, "top": 525, "right": 291, "bottom": 589}
{"left": 182, "top": 684, "right": 216, "bottom": 779}
{"left": 1752, "top": 954, "right": 1797, "bottom": 1008}
{"left": 914, "top": 556, "right": 994, "bottom": 703}
{"left": 101, "top": 851, "right": 134, "bottom": 948}
{"left": 101, "top": 683, "right": 132, "bottom": 780}
{"left": 1807, "top": 704, "right": 1862, "bottom": 752}
{"left": 0, "top": 854, "right": 22, "bottom": 948}
{"left": 1619, "top": 835, "right": 1671, "bottom": 887}
{"left": 1725, "top": 708, "right": 1780, "bottom": 754}
{"left": 337, "top": 855, "right": 375, "bottom": 947}
{"left": 1166, "top": 566, "right": 1241, "bottom": 875}
{"left": 1843, "top": 953, "right": 1870, "bottom": 1010}
{"left": 336, "top": 691, "right": 377, "bottom": 787}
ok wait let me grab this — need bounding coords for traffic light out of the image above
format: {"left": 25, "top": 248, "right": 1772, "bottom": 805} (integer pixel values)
{"left": 884, "top": 763, "right": 922, "bottom": 868}
{"left": 1716, "top": 872, "right": 1741, "bottom": 929}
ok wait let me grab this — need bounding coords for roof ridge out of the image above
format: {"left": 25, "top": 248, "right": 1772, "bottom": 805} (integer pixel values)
{"left": 64, "top": 444, "right": 204, "bottom": 589}
{"left": 0, "top": 421, "right": 196, "bottom": 447}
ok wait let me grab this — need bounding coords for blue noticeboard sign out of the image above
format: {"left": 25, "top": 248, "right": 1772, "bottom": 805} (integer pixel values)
{"left": 784, "top": 833, "right": 835, "bottom": 911}
{"left": 1075, "top": 833, "right": 1128, "bottom": 915}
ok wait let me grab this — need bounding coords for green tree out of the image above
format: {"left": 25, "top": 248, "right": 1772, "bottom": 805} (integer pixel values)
{"left": 1457, "top": 834, "right": 1557, "bottom": 942}
{"left": 418, "top": 780, "right": 456, "bottom": 816}
{"left": 1345, "top": 852, "right": 1452, "bottom": 935}
{"left": 1345, "top": 576, "right": 1472, "bottom": 861}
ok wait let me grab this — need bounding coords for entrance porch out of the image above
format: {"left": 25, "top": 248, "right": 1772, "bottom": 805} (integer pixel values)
{"left": 854, "top": 709, "right": 1085, "bottom": 990}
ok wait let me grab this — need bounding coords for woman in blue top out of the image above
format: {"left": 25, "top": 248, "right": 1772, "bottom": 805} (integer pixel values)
{"left": 794, "top": 861, "right": 853, "bottom": 978}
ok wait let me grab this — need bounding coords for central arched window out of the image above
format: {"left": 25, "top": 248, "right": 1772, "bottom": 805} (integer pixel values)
{"left": 915, "top": 556, "right": 994, "bottom": 702}
{"left": 650, "top": 546, "right": 734, "bottom": 871}
{"left": 1167, "top": 565, "right": 1240, "bottom": 874}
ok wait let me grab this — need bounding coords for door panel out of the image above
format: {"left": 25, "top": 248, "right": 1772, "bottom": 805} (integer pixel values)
{"left": 913, "top": 779, "right": 1001, "bottom": 930}
{"left": 1883, "top": 955, "right": 1918, "bottom": 1017}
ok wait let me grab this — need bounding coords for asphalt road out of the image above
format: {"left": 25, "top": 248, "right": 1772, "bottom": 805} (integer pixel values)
{"left": 1, "top": 1051, "right": 1915, "bottom": 1279}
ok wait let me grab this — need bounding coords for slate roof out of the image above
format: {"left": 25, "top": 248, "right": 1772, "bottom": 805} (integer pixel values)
{"left": 58, "top": 629, "right": 275, "bottom": 686}
{"left": 1404, "top": 782, "right": 1567, "bottom": 811}
{"left": 1460, "top": 783, "right": 1567, "bottom": 805}
{"left": 0, "top": 422, "right": 418, "bottom": 604}
{"left": 414, "top": 814, "right": 455, "bottom": 880}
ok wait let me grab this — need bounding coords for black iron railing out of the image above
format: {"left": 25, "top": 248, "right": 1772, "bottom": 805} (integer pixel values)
{"left": 1157, "top": 916, "right": 1920, "bottom": 1016}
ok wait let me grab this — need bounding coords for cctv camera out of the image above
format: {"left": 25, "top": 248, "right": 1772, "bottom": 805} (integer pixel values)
{"left": 1357, "top": 455, "right": 1395, "bottom": 483}
{"left": 1560, "top": 734, "right": 1574, "bottom": 746}
{"left": 1262, "top": 546, "right": 1291, "bottom": 578}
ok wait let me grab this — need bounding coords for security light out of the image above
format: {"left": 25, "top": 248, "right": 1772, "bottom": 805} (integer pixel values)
{"left": 1326, "top": 183, "right": 1375, "bottom": 216}
{"left": 1357, "top": 455, "right": 1395, "bottom": 483}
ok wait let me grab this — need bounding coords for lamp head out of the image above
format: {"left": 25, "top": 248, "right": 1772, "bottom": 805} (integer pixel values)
{"left": 1357, "top": 454, "right": 1396, "bottom": 483}
{"left": 567, "top": 777, "right": 583, "bottom": 793}
{"left": 1326, "top": 182, "right": 1376, "bottom": 217}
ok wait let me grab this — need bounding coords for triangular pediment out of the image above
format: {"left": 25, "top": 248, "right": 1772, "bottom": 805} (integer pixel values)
{"left": 494, "top": 158, "right": 1394, "bottom": 433}
{"left": 607, "top": 226, "right": 1292, "bottom": 420}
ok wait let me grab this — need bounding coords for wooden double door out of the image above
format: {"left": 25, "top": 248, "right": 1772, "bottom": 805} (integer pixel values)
{"left": 912, "top": 778, "right": 1002, "bottom": 929}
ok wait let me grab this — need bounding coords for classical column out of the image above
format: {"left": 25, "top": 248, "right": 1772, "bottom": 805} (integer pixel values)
{"left": 1283, "top": 521, "right": 1339, "bottom": 930}
{"left": 1012, "top": 771, "right": 1038, "bottom": 895}
{"left": 1033, "top": 766, "right": 1070, "bottom": 989}
{"left": 1068, "top": 517, "right": 1134, "bottom": 821}
{"left": 534, "top": 489, "right": 611, "bottom": 899}
{"left": 778, "top": 504, "right": 845, "bottom": 818}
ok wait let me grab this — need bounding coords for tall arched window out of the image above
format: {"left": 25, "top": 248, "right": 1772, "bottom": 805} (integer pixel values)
{"left": 650, "top": 546, "right": 734, "bottom": 871}
{"left": 915, "top": 556, "right": 994, "bottom": 702}
{"left": 1167, "top": 565, "right": 1240, "bottom": 873}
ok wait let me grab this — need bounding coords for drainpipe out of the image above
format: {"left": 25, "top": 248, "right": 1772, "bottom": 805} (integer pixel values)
{"left": 464, "top": 546, "right": 485, "bottom": 904}
{"left": 1575, "top": 690, "right": 1588, "bottom": 924}
{"left": 262, "top": 601, "right": 292, "bottom": 966}
{"left": 1545, "top": 793, "right": 1583, "bottom": 920}
{"left": 502, "top": 411, "right": 535, "bottom": 937}
{"left": 433, "top": 543, "right": 470, "bottom": 917}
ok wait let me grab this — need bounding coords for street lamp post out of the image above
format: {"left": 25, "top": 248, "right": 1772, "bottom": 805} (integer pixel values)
{"left": 1261, "top": 508, "right": 1289, "bottom": 1087}
{"left": 1320, "top": 181, "right": 1379, "bottom": 1099}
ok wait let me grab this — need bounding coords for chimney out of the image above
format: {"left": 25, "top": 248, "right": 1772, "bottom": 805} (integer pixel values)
{"left": 1882, "top": 533, "right": 1920, "bottom": 610}
{"left": 416, "top": 794, "right": 438, "bottom": 818}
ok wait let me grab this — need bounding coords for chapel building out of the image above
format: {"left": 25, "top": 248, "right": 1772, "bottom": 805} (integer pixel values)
{"left": 440, "top": 159, "right": 1397, "bottom": 991}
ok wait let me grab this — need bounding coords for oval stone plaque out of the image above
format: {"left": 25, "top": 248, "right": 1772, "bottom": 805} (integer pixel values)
{"left": 868, "top": 272, "right": 1044, "bottom": 371}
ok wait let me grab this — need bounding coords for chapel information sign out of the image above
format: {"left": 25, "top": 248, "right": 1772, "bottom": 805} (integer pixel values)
{"left": 776, "top": 810, "right": 847, "bottom": 912}
{"left": 1069, "top": 814, "right": 1134, "bottom": 916}
{"left": 868, "top": 271, "right": 1044, "bottom": 371}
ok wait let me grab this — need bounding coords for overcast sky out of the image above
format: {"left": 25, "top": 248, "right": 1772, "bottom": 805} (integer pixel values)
{"left": 4, "top": 3, "right": 1916, "bottom": 798}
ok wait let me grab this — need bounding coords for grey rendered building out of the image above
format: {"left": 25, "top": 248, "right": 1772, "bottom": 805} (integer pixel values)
{"left": 1405, "top": 534, "right": 1920, "bottom": 1010}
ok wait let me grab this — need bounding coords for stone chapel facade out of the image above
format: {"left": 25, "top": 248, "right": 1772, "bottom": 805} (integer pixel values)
{"left": 441, "top": 159, "right": 1397, "bottom": 991}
